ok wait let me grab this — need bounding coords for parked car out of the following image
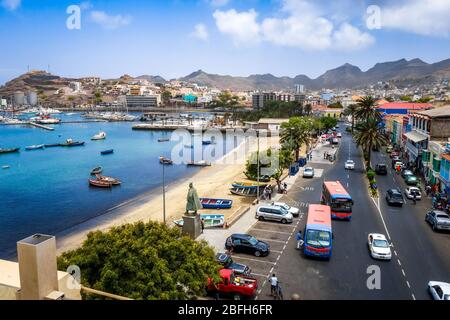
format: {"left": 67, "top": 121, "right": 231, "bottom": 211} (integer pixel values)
{"left": 428, "top": 281, "right": 450, "bottom": 300}
{"left": 404, "top": 187, "right": 421, "bottom": 200}
{"left": 401, "top": 170, "right": 414, "bottom": 179}
{"left": 390, "top": 151, "right": 399, "bottom": 158}
{"left": 336, "top": 132, "right": 342, "bottom": 138}
{"left": 225, "top": 234, "right": 270, "bottom": 257}
{"left": 405, "top": 175, "right": 419, "bottom": 186}
{"left": 272, "top": 202, "right": 300, "bottom": 217}
{"left": 425, "top": 210, "right": 450, "bottom": 231}
{"left": 332, "top": 138, "right": 339, "bottom": 145}
{"left": 207, "top": 269, "right": 257, "bottom": 300}
{"left": 375, "top": 164, "right": 388, "bottom": 175}
{"left": 303, "top": 167, "right": 315, "bottom": 178}
{"left": 367, "top": 233, "right": 392, "bottom": 260}
{"left": 345, "top": 160, "right": 355, "bottom": 170}
{"left": 386, "top": 188, "right": 405, "bottom": 206}
{"left": 215, "top": 253, "right": 251, "bottom": 276}
{"left": 256, "top": 205, "right": 293, "bottom": 224}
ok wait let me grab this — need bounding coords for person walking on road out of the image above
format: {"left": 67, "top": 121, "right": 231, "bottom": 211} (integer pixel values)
{"left": 270, "top": 274, "right": 278, "bottom": 297}
{"left": 412, "top": 193, "right": 417, "bottom": 205}
{"left": 296, "top": 230, "right": 304, "bottom": 249}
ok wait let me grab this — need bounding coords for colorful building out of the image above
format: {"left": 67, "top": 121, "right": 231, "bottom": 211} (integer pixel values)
{"left": 377, "top": 102, "right": 432, "bottom": 115}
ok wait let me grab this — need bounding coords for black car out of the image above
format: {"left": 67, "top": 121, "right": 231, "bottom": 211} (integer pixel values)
{"left": 215, "top": 253, "right": 251, "bottom": 275}
{"left": 386, "top": 188, "right": 405, "bottom": 206}
{"left": 225, "top": 234, "right": 270, "bottom": 257}
{"left": 375, "top": 164, "right": 388, "bottom": 175}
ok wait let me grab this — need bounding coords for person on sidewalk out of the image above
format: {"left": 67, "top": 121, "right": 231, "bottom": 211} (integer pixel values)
{"left": 201, "top": 219, "right": 205, "bottom": 233}
{"left": 270, "top": 274, "right": 278, "bottom": 297}
{"left": 283, "top": 183, "right": 288, "bottom": 194}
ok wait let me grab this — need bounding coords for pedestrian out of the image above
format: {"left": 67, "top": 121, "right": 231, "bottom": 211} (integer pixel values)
{"left": 412, "top": 193, "right": 417, "bottom": 205}
{"left": 295, "top": 230, "right": 304, "bottom": 249}
{"left": 201, "top": 219, "right": 205, "bottom": 233}
{"left": 324, "top": 152, "right": 326, "bottom": 159}
{"left": 425, "top": 185, "right": 431, "bottom": 197}
{"left": 268, "top": 186, "right": 273, "bottom": 200}
{"left": 270, "top": 274, "right": 278, "bottom": 297}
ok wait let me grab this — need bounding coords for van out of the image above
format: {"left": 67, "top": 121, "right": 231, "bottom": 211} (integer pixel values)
{"left": 255, "top": 205, "right": 293, "bottom": 224}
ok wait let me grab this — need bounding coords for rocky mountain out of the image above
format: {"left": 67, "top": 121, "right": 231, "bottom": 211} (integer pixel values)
{"left": 136, "top": 75, "right": 167, "bottom": 84}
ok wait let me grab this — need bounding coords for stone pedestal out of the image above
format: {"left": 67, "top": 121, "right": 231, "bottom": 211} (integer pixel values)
{"left": 182, "top": 215, "right": 201, "bottom": 239}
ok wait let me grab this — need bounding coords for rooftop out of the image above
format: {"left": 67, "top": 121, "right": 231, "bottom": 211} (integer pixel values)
{"left": 377, "top": 102, "right": 433, "bottom": 110}
{"left": 413, "top": 105, "right": 450, "bottom": 118}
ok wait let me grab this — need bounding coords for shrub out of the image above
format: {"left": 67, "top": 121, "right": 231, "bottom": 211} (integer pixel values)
{"left": 367, "top": 170, "right": 375, "bottom": 180}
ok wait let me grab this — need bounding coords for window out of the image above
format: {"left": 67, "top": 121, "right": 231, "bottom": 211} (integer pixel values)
{"left": 306, "top": 230, "right": 331, "bottom": 247}
{"left": 433, "top": 286, "right": 443, "bottom": 299}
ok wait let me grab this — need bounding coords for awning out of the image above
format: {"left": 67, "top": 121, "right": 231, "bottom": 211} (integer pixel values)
{"left": 404, "top": 131, "right": 428, "bottom": 143}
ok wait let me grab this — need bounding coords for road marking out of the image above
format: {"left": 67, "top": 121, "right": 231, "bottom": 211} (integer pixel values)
{"left": 370, "top": 197, "right": 392, "bottom": 240}
{"left": 283, "top": 245, "right": 287, "bottom": 250}
{"left": 255, "top": 238, "right": 286, "bottom": 244}
{"left": 347, "top": 174, "right": 349, "bottom": 179}
{"left": 251, "top": 228, "right": 292, "bottom": 235}
{"left": 412, "top": 294, "right": 416, "bottom": 300}
{"left": 231, "top": 256, "right": 276, "bottom": 265}
{"left": 394, "top": 250, "right": 398, "bottom": 256}
{"left": 271, "top": 250, "right": 283, "bottom": 254}
{"left": 406, "top": 281, "right": 411, "bottom": 289}
{"left": 397, "top": 259, "right": 402, "bottom": 266}
{"left": 252, "top": 273, "right": 268, "bottom": 278}
{"left": 255, "top": 221, "right": 296, "bottom": 229}
{"left": 401, "top": 269, "right": 406, "bottom": 277}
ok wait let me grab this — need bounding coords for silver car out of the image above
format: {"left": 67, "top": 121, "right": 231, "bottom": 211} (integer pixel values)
{"left": 303, "top": 167, "right": 314, "bottom": 178}
{"left": 256, "top": 205, "right": 293, "bottom": 224}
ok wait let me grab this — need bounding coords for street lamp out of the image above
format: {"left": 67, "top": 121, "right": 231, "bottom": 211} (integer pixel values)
{"left": 256, "top": 130, "right": 260, "bottom": 203}
{"left": 162, "top": 162, "right": 166, "bottom": 225}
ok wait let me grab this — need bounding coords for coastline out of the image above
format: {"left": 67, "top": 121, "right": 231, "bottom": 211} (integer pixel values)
{"left": 56, "top": 135, "right": 280, "bottom": 255}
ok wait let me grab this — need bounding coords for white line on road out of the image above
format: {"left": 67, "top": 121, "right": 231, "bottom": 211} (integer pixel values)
{"left": 252, "top": 273, "right": 269, "bottom": 278}
{"left": 406, "top": 281, "right": 411, "bottom": 289}
{"left": 251, "top": 228, "right": 292, "bottom": 235}
{"left": 256, "top": 238, "right": 286, "bottom": 244}
{"left": 397, "top": 259, "right": 402, "bottom": 266}
{"left": 255, "top": 222, "right": 296, "bottom": 229}
{"left": 394, "top": 250, "right": 398, "bottom": 256}
{"left": 232, "top": 256, "right": 276, "bottom": 265}
{"left": 370, "top": 197, "right": 392, "bottom": 240}
{"left": 271, "top": 250, "right": 283, "bottom": 254}
{"left": 412, "top": 294, "right": 416, "bottom": 300}
{"left": 401, "top": 269, "right": 406, "bottom": 277}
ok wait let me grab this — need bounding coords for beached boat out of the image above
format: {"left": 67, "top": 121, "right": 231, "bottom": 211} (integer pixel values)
{"left": 187, "top": 160, "right": 211, "bottom": 167}
{"left": 89, "top": 178, "right": 112, "bottom": 188}
{"left": 174, "top": 214, "right": 225, "bottom": 228}
{"left": 91, "top": 131, "right": 107, "bottom": 141}
{"left": 91, "top": 166, "right": 103, "bottom": 175}
{"left": 232, "top": 181, "right": 268, "bottom": 188}
{"left": 200, "top": 198, "right": 233, "bottom": 209}
{"left": 159, "top": 156, "right": 173, "bottom": 165}
{"left": 0, "top": 148, "right": 20, "bottom": 154}
{"left": 230, "top": 186, "right": 264, "bottom": 197}
{"left": 158, "top": 138, "right": 170, "bottom": 142}
{"left": 101, "top": 149, "right": 114, "bottom": 155}
{"left": 96, "top": 175, "right": 121, "bottom": 185}
{"left": 25, "top": 144, "right": 45, "bottom": 151}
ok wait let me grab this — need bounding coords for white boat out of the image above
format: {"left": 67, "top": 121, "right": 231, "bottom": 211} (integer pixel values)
{"left": 91, "top": 131, "right": 107, "bottom": 140}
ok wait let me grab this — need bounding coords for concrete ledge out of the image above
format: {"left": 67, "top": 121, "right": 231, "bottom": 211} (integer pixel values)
{"left": 226, "top": 206, "right": 251, "bottom": 228}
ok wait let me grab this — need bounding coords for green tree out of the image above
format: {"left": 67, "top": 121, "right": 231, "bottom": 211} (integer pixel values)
{"left": 400, "top": 95, "right": 412, "bottom": 101}
{"left": 57, "top": 221, "right": 221, "bottom": 300}
{"left": 318, "top": 116, "right": 338, "bottom": 131}
{"left": 355, "top": 96, "right": 381, "bottom": 122}
{"left": 93, "top": 91, "right": 102, "bottom": 104}
{"left": 343, "top": 104, "right": 358, "bottom": 133}
{"left": 353, "top": 118, "right": 388, "bottom": 168}
{"left": 162, "top": 91, "right": 172, "bottom": 105}
{"left": 280, "top": 117, "right": 312, "bottom": 161}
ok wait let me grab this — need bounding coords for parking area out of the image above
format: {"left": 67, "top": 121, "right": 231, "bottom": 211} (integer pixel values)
{"left": 230, "top": 210, "right": 305, "bottom": 299}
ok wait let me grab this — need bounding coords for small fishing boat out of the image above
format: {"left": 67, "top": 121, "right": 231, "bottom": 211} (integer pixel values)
{"left": 91, "top": 131, "right": 107, "bottom": 141}
{"left": 159, "top": 156, "right": 173, "bottom": 165}
{"left": 60, "top": 139, "right": 85, "bottom": 147}
{"left": 2, "top": 165, "right": 10, "bottom": 169}
{"left": 232, "top": 181, "right": 268, "bottom": 188}
{"left": 44, "top": 143, "right": 61, "bottom": 148}
{"left": 0, "top": 148, "right": 20, "bottom": 154}
{"left": 26, "top": 144, "right": 45, "bottom": 151}
{"left": 101, "top": 149, "right": 114, "bottom": 155}
{"left": 158, "top": 138, "right": 170, "bottom": 142}
{"left": 89, "top": 178, "right": 112, "bottom": 188}
{"left": 230, "top": 186, "right": 264, "bottom": 197}
{"left": 174, "top": 214, "right": 225, "bottom": 228}
{"left": 200, "top": 198, "right": 233, "bottom": 209}
{"left": 91, "top": 166, "right": 103, "bottom": 175}
{"left": 187, "top": 160, "right": 211, "bottom": 167}
{"left": 96, "top": 175, "right": 121, "bottom": 186}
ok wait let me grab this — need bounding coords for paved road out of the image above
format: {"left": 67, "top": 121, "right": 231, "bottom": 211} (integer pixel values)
{"left": 255, "top": 124, "right": 450, "bottom": 300}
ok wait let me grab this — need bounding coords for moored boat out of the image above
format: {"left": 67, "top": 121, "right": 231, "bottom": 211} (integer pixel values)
{"left": 200, "top": 198, "right": 233, "bottom": 209}
{"left": 91, "top": 131, "right": 107, "bottom": 140}
{"left": 101, "top": 149, "right": 114, "bottom": 155}
{"left": 60, "top": 139, "right": 85, "bottom": 147}
{"left": 174, "top": 214, "right": 225, "bottom": 228}
{"left": 187, "top": 160, "right": 211, "bottom": 167}
{"left": 91, "top": 166, "right": 103, "bottom": 175}
{"left": 89, "top": 178, "right": 112, "bottom": 188}
{"left": 2, "top": 165, "right": 10, "bottom": 169}
{"left": 159, "top": 156, "right": 173, "bottom": 165}
{"left": 25, "top": 144, "right": 45, "bottom": 151}
{"left": 96, "top": 174, "right": 121, "bottom": 185}
{"left": 0, "top": 148, "right": 20, "bottom": 154}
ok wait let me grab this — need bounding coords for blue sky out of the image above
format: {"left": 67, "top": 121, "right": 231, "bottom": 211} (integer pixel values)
{"left": 1, "top": 0, "right": 450, "bottom": 84}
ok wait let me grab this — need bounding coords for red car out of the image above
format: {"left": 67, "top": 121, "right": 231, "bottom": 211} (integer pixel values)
{"left": 207, "top": 269, "right": 258, "bottom": 300}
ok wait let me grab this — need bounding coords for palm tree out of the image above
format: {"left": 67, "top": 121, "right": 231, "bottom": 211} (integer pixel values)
{"left": 280, "top": 117, "right": 312, "bottom": 161}
{"left": 355, "top": 96, "right": 382, "bottom": 122}
{"left": 344, "top": 104, "right": 358, "bottom": 132}
{"left": 354, "top": 118, "right": 388, "bottom": 168}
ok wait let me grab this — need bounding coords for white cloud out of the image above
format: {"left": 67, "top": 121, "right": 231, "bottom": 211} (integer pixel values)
{"left": 213, "top": 0, "right": 374, "bottom": 51}
{"left": 79, "top": 1, "right": 92, "bottom": 10}
{"left": 191, "top": 24, "right": 209, "bottom": 41}
{"left": 1, "top": 0, "right": 21, "bottom": 11}
{"left": 381, "top": 0, "right": 450, "bottom": 37}
{"left": 213, "top": 9, "right": 261, "bottom": 45}
{"left": 207, "top": 0, "right": 230, "bottom": 7}
{"left": 90, "top": 10, "right": 132, "bottom": 30}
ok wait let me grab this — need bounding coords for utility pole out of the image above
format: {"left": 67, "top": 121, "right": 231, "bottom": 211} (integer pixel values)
{"left": 162, "top": 162, "right": 166, "bottom": 224}
{"left": 256, "top": 130, "right": 260, "bottom": 203}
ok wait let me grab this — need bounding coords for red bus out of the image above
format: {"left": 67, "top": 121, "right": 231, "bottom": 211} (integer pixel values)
{"left": 321, "top": 181, "right": 353, "bottom": 220}
{"left": 304, "top": 204, "right": 333, "bottom": 259}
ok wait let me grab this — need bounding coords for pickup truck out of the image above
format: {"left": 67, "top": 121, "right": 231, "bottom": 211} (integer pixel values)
{"left": 207, "top": 269, "right": 258, "bottom": 300}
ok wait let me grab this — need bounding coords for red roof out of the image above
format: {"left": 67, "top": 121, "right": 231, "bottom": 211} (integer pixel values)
{"left": 377, "top": 102, "right": 432, "bottom": 110}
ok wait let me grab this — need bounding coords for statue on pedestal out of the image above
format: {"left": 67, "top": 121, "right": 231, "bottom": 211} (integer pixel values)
{"left": 185, "top": 182, "right": 202, "bottom": 216}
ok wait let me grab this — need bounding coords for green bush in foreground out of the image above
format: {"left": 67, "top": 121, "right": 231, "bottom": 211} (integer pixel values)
{"left": 57, "top": 221, "right": 221, "bottom": 300}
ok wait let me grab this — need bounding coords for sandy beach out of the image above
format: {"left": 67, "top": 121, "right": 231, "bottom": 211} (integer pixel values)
{"left": 56, "top": 135, "right": 282, "bottom": 254}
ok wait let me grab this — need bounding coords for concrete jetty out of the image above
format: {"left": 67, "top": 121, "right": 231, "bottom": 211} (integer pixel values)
{"left": 28, "top": 122, "right": 55, "bottom": 131}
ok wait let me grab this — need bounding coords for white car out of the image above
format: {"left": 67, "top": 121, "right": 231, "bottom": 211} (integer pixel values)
{"left": 303, "top": 167, "right": 314, "bottom": 178}
{"left": 272, "top": 202, "right": 300, "bottom": 217}
{"left": 337, "top": 132, "right": 342, "bottom": 138}
{"left": 345, "top": 160, "right": 355, "bottom": 170}
{"left": 428, "top": 281, "right": 450, "bottom": 300}
{"left": 367, "top": 233, "right": 392, "bottom": 260}
{"left": 404, "top": 187, "right": 422, "bottom": 200}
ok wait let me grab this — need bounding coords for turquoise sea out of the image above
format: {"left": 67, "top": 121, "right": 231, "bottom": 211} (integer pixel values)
{"left": 0, "top": 112, "right": 226, "bottom": 258}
